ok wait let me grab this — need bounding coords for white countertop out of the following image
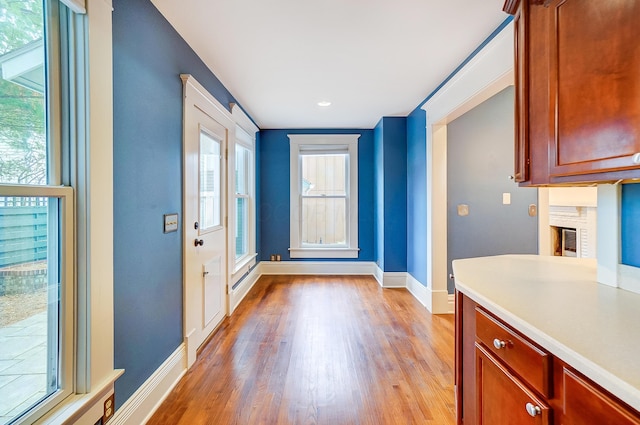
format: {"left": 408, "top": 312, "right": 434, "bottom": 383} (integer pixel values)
{"left": 452, "top": 254, "right": 640, "bottom": 412}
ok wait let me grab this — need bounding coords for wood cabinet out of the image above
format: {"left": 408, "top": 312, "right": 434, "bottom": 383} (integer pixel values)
{"left": 504, "top": 0, "right": 640, "bottom": 185}
{"left": 455, "top": 291, "right": 640, "bottom": 424}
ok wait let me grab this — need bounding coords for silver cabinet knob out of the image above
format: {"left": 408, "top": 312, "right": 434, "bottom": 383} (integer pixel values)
{"left": 493, "top": 338, "right": 506, "bottom": 349}
{"left": 525, "top": 402, "right": 542, "bottom": 417}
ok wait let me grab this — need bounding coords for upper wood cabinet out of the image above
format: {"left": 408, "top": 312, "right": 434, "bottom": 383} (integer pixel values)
{"left": 504, "top": 0, "right": 640, "bottom": 185}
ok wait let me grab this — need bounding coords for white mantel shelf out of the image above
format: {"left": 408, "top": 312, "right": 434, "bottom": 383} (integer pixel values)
{"left": 453, "top": 254, "right": 640, "bottom": 412}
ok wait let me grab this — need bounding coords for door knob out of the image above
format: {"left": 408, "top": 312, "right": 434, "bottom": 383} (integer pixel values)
{"left": 194, "top": 239, "right": 204, "bottom": 247}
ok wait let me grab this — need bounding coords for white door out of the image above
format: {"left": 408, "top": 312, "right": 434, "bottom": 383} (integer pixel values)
{"left": 184, "top": 106, "right": 228, "bottom": 366}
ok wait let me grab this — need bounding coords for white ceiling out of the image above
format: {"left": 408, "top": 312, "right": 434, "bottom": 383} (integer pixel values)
{"left": 151, "top": 0, "right": 508, "bottom": 129}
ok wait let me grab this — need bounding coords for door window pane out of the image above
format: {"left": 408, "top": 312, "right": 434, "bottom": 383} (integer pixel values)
{"left": 0, "top": 196, "right": 60, "bottom": 423}
{"left": 0, "top": 1, "right": 47, "bottom": 185}
{"left": 301, "top": 197, "right": 347, "bottom": 246}
{"left": 199, "top": 131, "right": 221, "bottom": 230}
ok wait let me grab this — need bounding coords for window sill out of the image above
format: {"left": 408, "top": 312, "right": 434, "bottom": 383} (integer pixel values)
{"left": 35, "top": 369, "right": 123, "bottom": 425}
{"left": 231, "top": 253, "right": 257, "bottom": 285}
{"left": 288, "top": 247, "right": 360, "bottom": 259}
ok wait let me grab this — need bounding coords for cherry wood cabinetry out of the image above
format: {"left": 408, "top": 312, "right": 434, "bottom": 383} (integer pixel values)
{"left": 504, "top": 0, "right": 640, "bottom": 185}
{"left": 455, "top": 291, "right": 640, "bottom": 424}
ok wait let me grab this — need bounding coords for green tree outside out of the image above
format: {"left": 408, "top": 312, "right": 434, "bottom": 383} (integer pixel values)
{"left": 0, "top": 0, "right": 46, "bottom": 185}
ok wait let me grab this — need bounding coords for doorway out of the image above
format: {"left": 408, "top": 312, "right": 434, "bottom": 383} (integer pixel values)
{"left": 181, "top": 75, "right": 235, "bottom": 367}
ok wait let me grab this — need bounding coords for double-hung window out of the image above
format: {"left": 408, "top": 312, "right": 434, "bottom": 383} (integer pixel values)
{"left": 289, "top": 134, "right": 359, "bottom": 259}
{"left": 0, "top": 0, "right": 85, "bottom": 423}
{"left": 229, "top": 104, "right": 257, "bottom": 284}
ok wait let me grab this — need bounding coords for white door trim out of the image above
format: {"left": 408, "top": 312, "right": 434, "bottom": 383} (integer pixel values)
{"left": 420, "top": 22, "right": 516, "bottom": 314}
{"left": 181, "top": 74, "right": 235, "bottom": 368}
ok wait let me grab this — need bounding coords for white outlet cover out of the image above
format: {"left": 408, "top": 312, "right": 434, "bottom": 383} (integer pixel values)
{"left": 502, "top": 193, "right": 511, "bottom": 205}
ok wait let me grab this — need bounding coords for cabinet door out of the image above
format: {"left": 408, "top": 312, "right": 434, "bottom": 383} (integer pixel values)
{"left": 547, "top": 0, "right": 640, "bottom": 178}
{"left": 476, "top": 343, "right": 550, "bottom": 425}
{"left": 562, "top": 368, "right": 640, "bottom": 425}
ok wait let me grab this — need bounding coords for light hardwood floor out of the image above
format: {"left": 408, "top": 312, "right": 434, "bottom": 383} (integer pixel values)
{"left": 147, "top": 275, "right": 455, "bottom": 425}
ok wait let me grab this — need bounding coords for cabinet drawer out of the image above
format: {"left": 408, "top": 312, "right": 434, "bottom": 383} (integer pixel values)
{"left": 475, "top": 307, "right": 551, "bottom": 397}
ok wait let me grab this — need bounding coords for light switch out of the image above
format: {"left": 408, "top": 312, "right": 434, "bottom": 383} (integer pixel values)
{"left": 457, "top": 204, "right": 469, "bottom": 216}
{"left": 164, "top": 213, "right": 179, "bottom": 233}
{"left": 502, "top": 193, "right": 511, "bottom": 205}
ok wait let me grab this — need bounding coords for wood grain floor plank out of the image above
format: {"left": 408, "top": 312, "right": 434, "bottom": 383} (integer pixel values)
{"left": 147, "top": 275, "right": 455, "bottom": 425}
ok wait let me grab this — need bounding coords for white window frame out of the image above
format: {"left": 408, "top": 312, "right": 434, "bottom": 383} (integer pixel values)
{"left": 289, "top": 134, "right": 360, "bottom": 259}
{"left": 229, "top": 104, "right": 257, "bottom": 284}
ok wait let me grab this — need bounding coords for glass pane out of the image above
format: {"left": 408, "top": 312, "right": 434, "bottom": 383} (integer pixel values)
{"left": 199, "top": 131, "right": 221, "bottom": 230}
{"left": 301, "top": 154, "right": 347, "bottom": 196}
{"left": 235, "top": 145, "right": 249, "bottom": 195}
{"left": 301, "top": 197, "right": 347, "bottom": 246}
{"left": 235, "top": 197, "right": 247, "bottom": 259}
{"left": 0, "top": 2, "right": 47, "bottom": 185}
{"left": 0, "top": 196, "right": 60, "bottom": 423}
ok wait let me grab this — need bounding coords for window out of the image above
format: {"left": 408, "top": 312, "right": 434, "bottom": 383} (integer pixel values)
{"left": 0, "top": 1, "right": 80, "bottom": 423}
{"left": 235, "top": 143, "right": 250, "bottom": 259}
{"left": 289, "top": 134, "right": 359, "bottom": 258}
{"left": 229, "top": 104, "right": 257, "bottom": 284}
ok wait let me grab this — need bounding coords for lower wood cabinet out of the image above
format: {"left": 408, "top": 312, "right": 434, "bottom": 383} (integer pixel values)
{"left": 476, "top": 343, "right": 550, "bottom": 424}
{"left": 455, "top": 291, "right": 640, "bottom": 425}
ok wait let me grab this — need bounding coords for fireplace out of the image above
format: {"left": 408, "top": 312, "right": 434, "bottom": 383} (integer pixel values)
{"left": 548, "top": 206, "right": 596, "bottom": 258}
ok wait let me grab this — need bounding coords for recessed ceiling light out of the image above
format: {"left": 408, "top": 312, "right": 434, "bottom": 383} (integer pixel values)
{"left": 317, "top": 101, "right": 331, "bottom": 107}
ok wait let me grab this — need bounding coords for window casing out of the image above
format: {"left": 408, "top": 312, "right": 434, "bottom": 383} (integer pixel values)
{"left": 229, "top": 117, "right": 256, "bottom": 284}
{"left": 289, "top": 134, "right": 360, "bottom": 259}
{"left": 0, "top": 1, "right": 78, "bottom": 423}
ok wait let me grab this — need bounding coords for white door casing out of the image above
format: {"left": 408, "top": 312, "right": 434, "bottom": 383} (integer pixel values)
{"left": 181, "top": 74, "right": 235, "bottom": 368}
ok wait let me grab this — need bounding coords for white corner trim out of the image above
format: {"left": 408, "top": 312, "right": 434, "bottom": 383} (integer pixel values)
{"left": 448, "top": 294, "right": 455, "bottom": 314}
{"left": 597, "top": 184, "right": 621, "bottom": 287}
{"left": 229, "top": 265, "right": 261, "bottom": 313}
{"left": 110, "top": 345, "right": 187, "bottom": 425}
{"left": 380, "top": 272, "right": 408, "bottom": 288}
{"left": 420, "top": 22, "right": 514, "bottom": 318}
{"left": 259, "top": 261, "right": 377, "bottom": 275}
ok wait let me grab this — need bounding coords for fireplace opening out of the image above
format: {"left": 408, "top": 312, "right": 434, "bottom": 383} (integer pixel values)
{"left": 551, "top": 226, "right": 577, "bottom": 257}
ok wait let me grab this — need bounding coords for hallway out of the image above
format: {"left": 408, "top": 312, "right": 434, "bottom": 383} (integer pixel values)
{"left": 148, "top": 275, "right": 455, "bottom": 425}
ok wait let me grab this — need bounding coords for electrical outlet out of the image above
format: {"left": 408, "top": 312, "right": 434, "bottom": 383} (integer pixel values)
{"left": 103, "top": 394, "right": 115, "bottom": 423}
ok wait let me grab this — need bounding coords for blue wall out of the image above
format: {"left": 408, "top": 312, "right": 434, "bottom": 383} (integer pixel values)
{"left": 259, "top": 129, "right": 375, "bottom": 262}
{"left": 112, "top": 0, "right": 245, "bottom": 409}
{"left": 406, "top": 108, "right": 427, "bottom": 284}
{"left": 375, "top": 117, "right": 408, "bottom": 272}
{"left": 622, "top": 184, "right": 640, "bottom": 268}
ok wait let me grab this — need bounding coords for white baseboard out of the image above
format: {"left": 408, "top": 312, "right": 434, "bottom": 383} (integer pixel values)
{"left": 111, "top": 344, "right": 187, "bottom": 425}
{"left": 406, "top": 273, "right": 454, "bottom": 315}
{"left": 407, "top": 273, "right": 430, "bottom": 308}
{"left": 380, "top": 272, "right": 408, "bottom": 288}
{"left": 229, "top": 265, "right": 261, "bottom": 313}
{"left": 259, "top": 260, "right": 378, "bottom": 275}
